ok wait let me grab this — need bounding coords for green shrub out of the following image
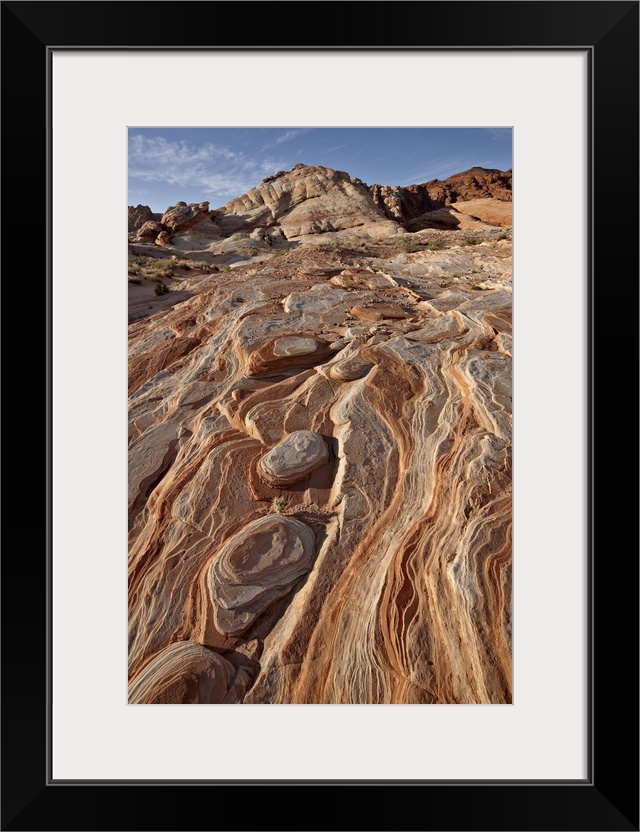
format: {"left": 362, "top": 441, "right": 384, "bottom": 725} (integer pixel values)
{"left": 154, "top": 283, "right": 170, "bottom": 296}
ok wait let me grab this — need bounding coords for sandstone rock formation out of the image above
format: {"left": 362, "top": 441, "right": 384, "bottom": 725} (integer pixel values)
{"left": 208, "top": 514, "right": 316, "bottom": 636}
{"left": 218, "top": 163, "right": 399, "bottom": 241}
{"left": 135, "top": 220, "right": 164, "bottom": 242}
{"left": 129, "top": 164, "right": 511, "bottom": 252}
{"left": 128, "top": 642, "right": 243, "bottom": 704}
{"left": 128, "top": 204, "right": 161, "bottom": 233}
{"left": 246, "top": 335, "right": 338, "bottom": 378}
{"left": 370, "top": 166, "right": 512, "bottom": 225}
{"left": 258, "top": 431, "right": 330, "bottom": 487}
{"left": 160, "top": 201, "right": 222, "bottom": 244}
{"left": 128, "top": 165, "right": 513, "bottom": 705}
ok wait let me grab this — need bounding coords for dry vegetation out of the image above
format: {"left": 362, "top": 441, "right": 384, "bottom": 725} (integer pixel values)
{"left": 128, "top": 254, "right": 216, "bottom": 284}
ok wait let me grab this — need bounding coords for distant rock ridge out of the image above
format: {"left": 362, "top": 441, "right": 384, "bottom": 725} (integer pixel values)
{"left": 130, "top": 164, "right": 512, "bottom": 248}
{"left": 369, "top": 166, "right": 512, "bottom": 226}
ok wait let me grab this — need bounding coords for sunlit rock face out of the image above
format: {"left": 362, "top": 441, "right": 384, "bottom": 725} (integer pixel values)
{"left": 258, "top": 431, "right": 330, "bottom": 487}
{"left": 128, "top": 166, "right": 512, "bottom": 705}
{"left": 218, "top": 164, "right": 400, "bottom": 240}
{"left": 369, "top": 166, "right": 512, "bottom": 224}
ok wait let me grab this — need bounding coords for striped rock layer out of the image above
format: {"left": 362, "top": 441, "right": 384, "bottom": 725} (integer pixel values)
{"left": 128, "top": 240, "right": 512, "bottom": 704}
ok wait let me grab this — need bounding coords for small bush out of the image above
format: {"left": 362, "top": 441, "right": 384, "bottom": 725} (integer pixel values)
{"left": 423, "top": 239, "right": 447, "bottom": 251}
{"left": 271, "top": 496, "right": 288, "bottom": 513}
{"left": 128, "top": 278, "right": 142, "bottom": 285}
{"left": 154, "top": 283, "right": 170, "bottom": 296}
{"left": 400, "top": 237, "right": 421, "bottom": 253}
{"left": 461, "top": 237, "right": 482, "bottom": 247}
{"left": 497, "top": 233, "right": 509, "bottom": 241}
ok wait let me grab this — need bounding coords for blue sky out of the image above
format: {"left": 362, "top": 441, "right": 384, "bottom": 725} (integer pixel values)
{"left": 128, "top": 127, "right": 512, "bottom": 213}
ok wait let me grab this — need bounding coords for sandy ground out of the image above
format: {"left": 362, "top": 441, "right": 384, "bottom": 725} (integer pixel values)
{"left": 128, "top": 277, "right": 190, "bottom": 322}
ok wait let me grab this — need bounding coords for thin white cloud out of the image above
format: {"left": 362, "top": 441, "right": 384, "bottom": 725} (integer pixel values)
{"left": 259, "top": 128, "right": 312, "bottom": 152}
{"left": 128, "top": 135, "right": 291, "bottom": 201}
{"left": 273, "top": 128, "right": 310, "bottom": 146}
{"left": 320, "top": 144, "right": 349, "bottom": 155}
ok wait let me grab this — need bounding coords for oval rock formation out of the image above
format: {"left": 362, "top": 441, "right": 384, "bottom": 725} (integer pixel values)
{"left": 330, "top": 357, "right": 373, "bottom": 381}
{"left": 208, "top": 514, "right": 316, "bottom": 637}
{"left": 258, "top": 430, "right": 330, "bottom": 487}
{"left": 246, "top": 336, "right": 338, "bottom": 378}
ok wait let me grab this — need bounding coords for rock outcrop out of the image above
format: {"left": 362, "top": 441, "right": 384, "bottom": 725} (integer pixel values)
{"left": 258, "top": 431, "right": 330, "bottom": 487}
{"left": 159, "top": 201, "right": 222, "bottom": 247}
{"left": 128, "top": 204, "right": 161, "bottom": 233}
{"left": 246, "top": 335, "right": 339, "bottom": 378}
{"left": 370, "top": 167, "right": 512, "bottom": 226}
{"left": 135, "top": 220, "right": 164, "bottom": 242}
{"left": 218, "top": 163, "right": 399, "bottom": 241}
{"left": 128, "top": 165, "right": 511, "bottom": 251}
{"left": 208, "top": 514, "right": 316, "bottom": 636}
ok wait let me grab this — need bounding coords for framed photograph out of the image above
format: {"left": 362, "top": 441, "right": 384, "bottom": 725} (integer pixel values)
{"left": 3, "top": 1, "right": 637, "bottom": 830}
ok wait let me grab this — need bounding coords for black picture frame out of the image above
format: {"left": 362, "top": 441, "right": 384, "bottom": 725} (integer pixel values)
{"left": 2, "top": 2, "right": 638, "bottom": 830}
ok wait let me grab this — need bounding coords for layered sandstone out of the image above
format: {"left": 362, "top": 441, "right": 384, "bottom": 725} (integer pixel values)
{"left": 370, "top": 166, "right": 512, "bottom": 225}
{"left": 217, "top": 163, "right": 399, "bottom": 241}
{"left": 128, "top": 228, "right": 512, "bottom": 705}
{"left": 258, "top": 431, "right": 330, "bottom": 487}
{"left": 129, "top": 165, "right": 511, "bottom": 252}
{"left": 208, "top": 514, "right": 317, "bottom": 636}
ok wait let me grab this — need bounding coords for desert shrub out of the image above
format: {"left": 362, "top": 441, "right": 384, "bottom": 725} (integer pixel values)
{"left": 461, "top": 237, "right": 482, "bottom": 246}
{"left": 128, "top": 278, "right": 142, "bottom": 285}
{"left": 400, "top": 237, "right": 421, "bottom": 253}
{"left": 271, "top": 496, "right": 288, "bottom": 513}
{"left": 423, "top": 239, "right": 447, "bottom": 251}
{"left": 154, "top": 283, "right": 171, "bottom": 296}
{"left": 497, "top": 233, "right": 509, "bottom": 241}
{"left": 174, "top": 258, "right": 211, "bottom": 271}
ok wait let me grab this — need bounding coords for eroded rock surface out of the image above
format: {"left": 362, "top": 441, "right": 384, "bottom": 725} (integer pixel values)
{"left": 208, "top": 514, "right": 316, "bottom": 636}
{"left": 128, "top": 642, "right": 243, "bottom": 704}
{"left": 128, "top": 204, "right": 161, "bottom": 233}
{"left": 128, "top": 165, "right": 513, "bottom": 705}
{"left": 258, "top": 431, "right": 330, "bottom": 487}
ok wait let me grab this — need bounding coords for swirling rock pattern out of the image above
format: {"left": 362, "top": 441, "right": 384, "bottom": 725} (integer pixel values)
{"left": 246, "top": 336, "right": 338, "bottom": 378}
{"left": 258, "top": 431, "right": 330, "bottom": 487}
{"left": 128, "top": 642, "right": 242, "bottom": 704}
{"left": 128, "top": 167, "right": 512, "bottom": 705}
{"left": 330, "top": 358, "right": 373, "bottom": 381}
{"left": 208, "top": 515, "right": 316, "bottom": 636}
